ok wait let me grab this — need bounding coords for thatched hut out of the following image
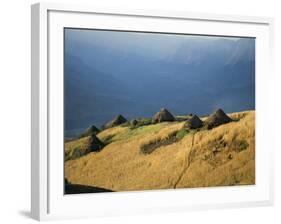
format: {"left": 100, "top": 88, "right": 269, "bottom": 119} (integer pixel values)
{"left": 184, "top": 115, "right": 203, "bottom": 129}
{"left": 87, "top": 134, "right": 104, "bottom": 152}
{"left": 152, "top": 108, "right": 175, "bottom": 123}
{"left": 103, "top": 114, "right": 127, "bottom": 129}
{"left": 80, "top": 125, "right": 100, "bottom": 138}
{"left": 65, "top": 134, "right": 104, "bottom": 161}
{"left": 130, "top": 119, "right": 138, "bottom": 126}
{"left": 205, "top": 108, "right": 232, "bottom": 129}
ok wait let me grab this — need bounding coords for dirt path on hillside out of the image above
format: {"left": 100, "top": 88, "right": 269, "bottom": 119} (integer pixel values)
{"left": 173, "top": 132, "right": 196, "bottom": 188}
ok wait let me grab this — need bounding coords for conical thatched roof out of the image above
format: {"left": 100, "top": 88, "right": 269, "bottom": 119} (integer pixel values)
{"left": 130, "top": 119, "right": 138, "bottom": 126}
{"left": 80, "top": 125, "right": 100, "bottom": 138}
{"left": 205, "top": 108, "right": 232, "bottom": 129}
{"left": 65, "top": 134, "right": 104, "bottom": 161}
{"left": 152, "top": 108, "right": 175, "bottom": 123}
{"left": 87, "top": 134, "right": 104, "bottom": 152}
{"left": 184, "top": 115, "right": 203, "bottom": 129}
{"left": 104, "top": 114, "right": 127, "bottom": 129}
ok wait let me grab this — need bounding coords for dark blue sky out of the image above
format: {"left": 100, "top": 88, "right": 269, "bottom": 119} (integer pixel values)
{"left": 64, "top": 28, "right": 255, "bottom": 136}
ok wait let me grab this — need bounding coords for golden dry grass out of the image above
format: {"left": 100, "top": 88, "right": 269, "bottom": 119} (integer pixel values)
{"left": 65, "top": 110, "right": 255, "bottom": 192}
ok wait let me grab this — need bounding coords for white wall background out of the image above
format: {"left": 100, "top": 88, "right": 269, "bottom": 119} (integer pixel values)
{"left": 0, "top": 0, "right": 279, "bottom": 223}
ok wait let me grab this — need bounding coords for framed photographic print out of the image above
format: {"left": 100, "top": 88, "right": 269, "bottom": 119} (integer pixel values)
{"left": 31, "top": 2, "right": 274, "bottom": 221}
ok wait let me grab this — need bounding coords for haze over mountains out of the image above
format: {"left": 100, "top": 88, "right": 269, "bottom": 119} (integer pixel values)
{"left": 64, "top": 29, "right": 255, "bottom": 137}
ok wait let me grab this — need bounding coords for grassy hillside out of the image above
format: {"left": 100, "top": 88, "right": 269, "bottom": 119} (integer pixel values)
{"left": 65, "top": 110, "right": 255, "bottom": 192}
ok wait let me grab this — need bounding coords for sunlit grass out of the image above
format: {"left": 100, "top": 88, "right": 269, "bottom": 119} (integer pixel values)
{"left": 65, "top": 110, "right": 255, "bottom": 192}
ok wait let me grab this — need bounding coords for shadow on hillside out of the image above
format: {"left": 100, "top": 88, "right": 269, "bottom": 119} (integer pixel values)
{"left": 65, "top": 183, "right": 114, "bottom": 194}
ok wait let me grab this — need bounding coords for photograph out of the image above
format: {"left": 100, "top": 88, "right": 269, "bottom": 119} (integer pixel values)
{"left": 63, "top": 28, "right": 255, "bottom": 194}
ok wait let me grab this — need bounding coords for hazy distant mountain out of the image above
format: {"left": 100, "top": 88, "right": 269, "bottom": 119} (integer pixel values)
{"left": 167, "top": 38, "right": 255, "bottom": 66}
{"left": 225, "top": 39, "right": 255, "bottom": 65}
{"left": 64, "top": 29, "right": 255, "bottom": 137}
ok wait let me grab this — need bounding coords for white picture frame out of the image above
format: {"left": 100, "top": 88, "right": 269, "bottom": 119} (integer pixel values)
{"left": 31, "top": 2, "right": 274, "bottom": 221}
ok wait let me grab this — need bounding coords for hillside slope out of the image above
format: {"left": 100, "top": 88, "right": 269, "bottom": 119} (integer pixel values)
{"left": 65, "top": 111, "right": 255, "bottom": 192}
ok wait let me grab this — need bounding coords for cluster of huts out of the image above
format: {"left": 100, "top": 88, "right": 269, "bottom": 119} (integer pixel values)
{"left": 82, "top": 107, "right": 231, "bottom": 134}
{"left": 74, "top": 108, "right": 232, "bottom": 154}
{"left": 152, "top": 107, "right": 232, "bottom": 130}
